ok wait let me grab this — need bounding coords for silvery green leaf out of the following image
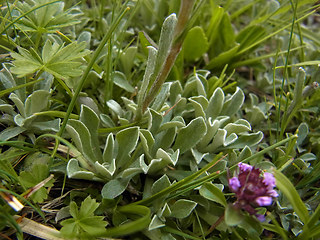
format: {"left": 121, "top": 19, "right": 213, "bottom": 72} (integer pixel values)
{"left": 225, "top": 131, "right": 264, "bottom": 149}
{"left": 151, "top": 174, "right": 171, "bottom": 195}
{"left": 78, "top": 96, "right": 99, "bottom": 115}
{"left": 189, "top": 97, "right": 206, "bottom": 118}
{"left": 30, "top": 119, "right": 60, "bottom": 132}
{"left": 159, "top": 203, "right": 171, "bottom": 219}
{"left": 169, "top": 80, "right": 183, "bottom": 104}
{"left": 79, "top": 105, "right": 102, "bottom": 162}
{"left": 151, "top": 82, "right": 171, "bottom": 111}
{"left": 107, "top": 99, "right": 125, "bottom": 117}
{"left": 67, "top": 158, "right": 95, "bottom": 180}
{"left": 112, "top": 71, "right": 135, "bottom": 93}
{"left": 191, "top": 148, "right": 209, "bottom": 164}
{"left": 25, "top": 90, "right": 50, "bottom": 117}
{"left": 148, "top": 109, "right": 163, "bottom": 133}
{"left": 153, "top": 14, "right": 177, "bottom": 78}
{"left": 66, "top": 120, "right": 96, "bottom": 163}
{"left": 153, "top": 127, "right": 176, "bottom": 154}
{"left": 119, "top": 46, "right": 137, "bottom": 77}
{"left": 220, "top": 87, "right": 244, "bottom": 116}
{"left": 121, "top": 97, "right": 137, "bottom": 112}
{"left": 100, "top": 114, "right": 116, "bottom": 128}
{"left": 173, "top": 117, "right": 207, "bottom": 153}
{"left": 0, "top": 104, "right": 15, "bottom": 115}
{"left": 140, "top": 129, "right": 155, "bottom": 156}
{"left": 297, "top": 123, "right": 309, "bottom": 153}
{"left": 137, "top": 46, "right": 157, "bottom": 108}
{"left": 33, "top": 72, "right": 54, "bottom": 91}
{"left": 148, "top": 215, "right": 165, "bottom": 230}
{"left": 94, "top": 160, "right": 116, "bottom": 179}
{"left": 0, "top": 127, "right": 26, "bottom": 141}
{"left": 206, "top": 87, "right": 225, "bottom": 119}
{"left": 198, "top": 118, "right": 220, "bottom": 150}
{"left": 158, "top": 117, "right": 185, "bottom": 132}
{"left": 78, "top": 31, "right": 91, "bottom": 49}
{"left": 237, "top": 146, "right": 252, "bottom": 162}
{"left": 121, "top": 167, "right": 143, "bottom": 179}
{"left": 101, "top": 178, "right": 130, "bottom": 199}
{"left": 199, "top": 183, "right": 227, "bottom": 207}
{"left": 141, "top": 157, "right": 169, "bottom": 175}
{"left": 183, "top": 74, "right": 207, "bottom": 97}
{"left": 224, "top": 133, "right": 238, "bottom": 146}
{"left": 170, "top": 199, "right": 197, "bottom": 219}
{"left": 9, "top": 93, "right": 26, "bottom": 117}
{"left": 224, "top": 119, "right": 251, "bottom": 135}
{"left": 14, "top": 114, "right": 26, "bottom": 127}
{"left": 115, "top": 127, "right": 139, "bottom": 168}
{"left": 203, "top": 129, "right": 227, "bottom": 152}
{"left": 102, "top": 133, "right": 116, "bottom": 164}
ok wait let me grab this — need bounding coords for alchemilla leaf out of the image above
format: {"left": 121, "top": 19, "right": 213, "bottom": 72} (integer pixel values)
{"left": 60, "top": 196, "right": 107, "bottom": 238}
{"left": 11, "top": 40, "right": 90, "bottom": 79}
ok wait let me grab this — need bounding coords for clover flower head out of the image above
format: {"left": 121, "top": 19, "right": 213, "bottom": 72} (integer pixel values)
{"left": 228, "top": 163, "right": 278, "bottom": 221}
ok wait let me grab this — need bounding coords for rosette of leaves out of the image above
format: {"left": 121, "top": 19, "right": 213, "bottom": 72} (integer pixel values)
{"left": 0, "top": 64, "right": 59, "bottom": 141}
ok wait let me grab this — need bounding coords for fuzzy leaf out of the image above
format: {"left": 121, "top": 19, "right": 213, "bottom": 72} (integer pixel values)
{"left": 199, "top": 183, "right": 227, "bottom": 206}
{"left": 170, "top": 199, "right": 197, "bottom": 219}
{"left": 173, "top": 117, "right": 207, "bottom": 153}
{"left": 115, "top": 127, "right": 139, "bottom": 168}
{"left": 220, "top": 87, "right": 245, "bottom": 116}
{"left": 101, "top": 178, "right": 130, "bottom": 199}
{"left": 112, "top": 71, "right": 135, "bottom": 93}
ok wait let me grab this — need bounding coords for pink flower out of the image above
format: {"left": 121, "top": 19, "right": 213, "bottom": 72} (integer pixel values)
{"left": 228, "top": 163, "right": 278, "bottom": 221}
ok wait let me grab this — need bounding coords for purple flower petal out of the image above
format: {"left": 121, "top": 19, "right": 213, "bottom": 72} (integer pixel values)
{"left": 255, "top": 196, "right": 273, "bottom": 206}
{"left": 238, "top": 162, "right": 253, "bottom": 172}
{"left": 229, "top": 177, "right": 241, "bottom": 192}
{"left": 256, "top": 214, "right": 265, "bottom": 222}
{"left": 268, "top": 189, "right": 279, "bottom": 197}
{"left": 263, "top": 172, "right": 276, "bottom": 188}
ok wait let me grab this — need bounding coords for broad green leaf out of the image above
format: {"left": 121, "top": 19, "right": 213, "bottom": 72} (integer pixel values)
{"left": 148, "top": 215, "right": 165, "bottom": 230}
{"left": 173, "top": 117, "right": 207, "bottom": 153}
{"left": 79, "top": 105, "right": 102, "bottom": 162}
{"left": 199, "top": 182, "right": 227, "bottom": 206}
{"left": 220, "top": 87, "right": 245, "bottom": 116}
{"left": 112, "top": 71, "right": 135, "bottom": 93}
{"left": 101, "top": 178, "right": 130, "bottom": 199}
{"left": 225, "top": 204, "right": 243, "bottom": 226}
{"left": 115, "top": 127, "right": 139, "bottom": 168}
{"left": 274, "top": 170, "right": 309, "bottom": 224}
{"left": 11, "top": 40, "right": 90, "bottom": 80}
{"left": 66, "top": 120, "right": 96, "bottom": 163}
{"left": 25, "top": 90, "right": 50, "bottom": 116}
{"left": 206, "top": 87, "right": 225, "bottom": 119}
{"left": 170, "top": 199, "right": 197, "bottom": 219}
{"left": 102, "top": 133, "right": 117, "bottom": 164}
{"left": 0, "top": 127, "right": 26, "bottom": 141}
{"left": 66, "top": 158, "right": 95, "bottom": 180}
{"left": 151, "top": 175, "right": 171, "bottom": 195}
{"left": 225, "top": 131, "right": 264, "bottom": 149}
{"left": 183, "top": 26, "right": 209, "bottom": 61}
